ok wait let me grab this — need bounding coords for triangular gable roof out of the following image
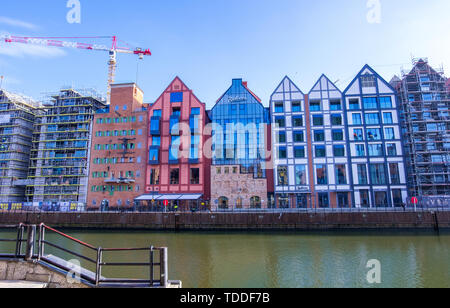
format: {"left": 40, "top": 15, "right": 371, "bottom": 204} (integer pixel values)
{"left": 343, "top": 64, "right": 396, "bottom": 94}
{"left": 152, "top": 76, "right": 205, "bottom": 106}
{"left": 270, "top": 76, "right": 304, "bottom": 97}
{"left": 408, "top": 60, "right": 447, "bottom": 82}
{"left": 309, "top": 74, "right": 342, "bottom": 94}
{"left": 213, "top": 79, "right": 264, "bottom": 108}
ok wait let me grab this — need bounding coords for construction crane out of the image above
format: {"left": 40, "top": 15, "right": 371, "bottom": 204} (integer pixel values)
{"left": 0, "top": 35, "right": 151, "bottom": 104}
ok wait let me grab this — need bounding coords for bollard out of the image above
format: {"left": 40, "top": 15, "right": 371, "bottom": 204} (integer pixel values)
{"left": 25, "top": 225, "right": 36, "bottom": 261}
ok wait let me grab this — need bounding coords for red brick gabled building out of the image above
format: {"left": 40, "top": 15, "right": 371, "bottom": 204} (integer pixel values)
{"left": 87, "top": 83, "right": 148, "bottom": 210}
{"left": 137, "top": 77, "right": 211, "bottom": 210}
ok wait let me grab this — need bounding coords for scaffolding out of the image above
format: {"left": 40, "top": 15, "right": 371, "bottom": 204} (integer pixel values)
{"left": 26, "top": 88, "right": 106, "bottom": 204}
{"left": 0, "top": 90, "right": 40, "bottom": 202}
{"left": 392, "top": 58, "right": 450, "bottom": 196}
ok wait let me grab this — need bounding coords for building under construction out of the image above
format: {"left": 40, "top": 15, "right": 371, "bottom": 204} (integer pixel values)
{"left": 391, "top": 58, "right": 450, "bottom": 197}
{"left": 0, "top": 90, "right": 40, "bottom": 202}
{"left": 26, "top": 88, "right": 106, "bottom": 208}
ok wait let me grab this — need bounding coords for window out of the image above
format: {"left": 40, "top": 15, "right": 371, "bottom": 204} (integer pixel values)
{"left": 392, "top": 190, "right": 403, "bottom": 207}
{"left": 313, "top": 115, "right": 324, "bottom": 126}
{"left": 292, "top": 101, "right": 302, "bottom": 112}
{"left": 153, "top": 110, "right": 162, "bottom": 117}
{"left": 172, "top": 108, "right": 181, "bottom": 117}
{"left": 370, "top": 164, "right": 386, "bottom": 185}
{"left": 277, "top": 166, "right": 288, "bottom": 186}
{"left": 314, "top": 130, "right": 325, "bottom": 142}
{"left": 169, "top": 136, "right": 180, "bottom": 162}
{"left": 349, "top": 99, "right": 360, "bottom": 110}
{"left": 293, "top": 116, "right": 303, "bottom": 127}
{"left": 170, "top": 115, "right": 180, "bottom": 135}
{"left": 333, "top": 145, "right": 345, "bottom": 157}
{"left": 375, "top": 192, "right": 388, "bottom": 208}
{"left": 363, "top": 97, "right": 378, "bottom": 109}
{"left": 294, "top": 131, "right": 304, "bottom": 142}
{"left": 353, "top": 129, "right": 364, "bottom": 141}
{"left": 379, "top": 97, "right": 392, "bottom": 108}
{"left": 315, "top": 146, "right": 326, "bottom": 158}
{"left": 356, "top": 144, "right": 365, "bottom": 157}
{"left": 357, "top": 164, "right": 368, "bottom": 185}
{"left": 278, "top": 132, "right": 286, "bottom": 143}
{"left": 274, "top": 102, "right": 284, "bottom": 113}
{"left": 310, "top": 101, "right": 321, "bottom": 111}
{"left": 368, "top": 144, "right": 383, "bottom": 156}
{"left": 365, "top": 113, "right": 380, "bottom": 124}
{"left": 360, "top": 190, "right": 370, "bottom": 208}
{"left": 331, "top": 114, "right": 342, "bottom": 126}
{"left": 361, "top": 74, "right": 376, "bottom": 88}
{"left": 191, "top": 107, "right": 200, "bottom": 115}
{"left": 316, "top": 164, "right": 327, "bottom": 184}
{"left": 389, "top": 163, "right": 401, "bottom": 184}
{"left": 149, "top": 147, "right": 159, "bottom": 163}
{"left": 190, "top": 115, "right": 200, "bottom": 134}
{"left": 190, "top": 168, "right": 200, "bottom": 184}
{"left": 352, "top": 113, "right": 362, "bottom": 125}
{"left": 330, "top": 100, "right": 342, "bottom": 111}
{"left": 294, "top": 146, "right": 305, "bottom": 158}
{"left": 367, "top": 128, "right": 381, "bottom": 140}
{"left": 278, "top": 147, "right": 287, "bottom": 159}
{"left": 275, "top": 117, "right": 285, "bottom": 128}
{"left": 318, "top": 193, "right": 329, "bottom": 208}
{"left": 335, "top": 165, "right": 347, "bottom": 184}
{"left": 338, "top": 193, "right": 349, "bottom": 208}
{"left": 384, "top": 128, "right": 395, "bottom": 140}
{"left": 150, "top": 117, "right": 160, "bottom": 135}
{"left": 387, "top": 143, "right": 397, "bottom": 156}
{"left": 170, "top": 169, "right": 180, "bottom": 185}
{"left": 332, "top": 130, "right": 344, "bottom": 141}
{"left": 170, "top": 92, "right": 183, "bottom": 103}
{"left": 295, "top": 165, "right": 307, "bottom": 185}
{"left": 190, "top": 135, "right": 200, "bottom": 160}
{"left": 383, "top": 112, "right": 393, "bottom": 124}
{"left": 152, "top": 136, "right": 161, "bottom": 146}
{"left": 250, "top": 196, "right": 262, "bottom": 209}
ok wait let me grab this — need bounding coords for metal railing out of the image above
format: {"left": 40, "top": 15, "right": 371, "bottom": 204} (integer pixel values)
{"left": 0, "top": 224, "right": 169, "bottom": 287}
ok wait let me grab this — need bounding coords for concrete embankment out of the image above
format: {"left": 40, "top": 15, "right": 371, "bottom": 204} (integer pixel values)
{"left": 1, "top": 211, "right": 449, "bottom": 231}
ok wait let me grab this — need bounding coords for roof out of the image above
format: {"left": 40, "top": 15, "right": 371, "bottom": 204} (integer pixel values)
{"left": 0, "top": 89, "right": 40, "bottom": 108}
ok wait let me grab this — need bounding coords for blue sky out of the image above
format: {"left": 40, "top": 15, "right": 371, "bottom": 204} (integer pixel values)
{"left": 0, "top": 0, "right": 449, "bottom": 108}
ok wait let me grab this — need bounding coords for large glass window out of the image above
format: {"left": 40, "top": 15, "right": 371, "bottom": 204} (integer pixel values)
{"left": 375, "top": 192, "right": 388, "bottom": 208}
{"left": 149, "top": 147, "right": 159, "bottom": 164}
{"left": 278, "top": 147, "right": 287, "bottom": 159}
{"left": 170, "top": 92, "right": 183, "bottom": 103}
{"left": 292, "top": 101, "right": 302, "bottom": 112}
{"left": 389, "top": 163, "right": 401, "bottom": 184}
{"left": 190, "top": 168, "right": 200, "bottom": 185}
{"left": 330, "top": 100, "right": 342, "bottom": 111}
{"left": 310, "top": 101, "right": 321, "bottom": 111}
{"left": 360, "top": 190, "right": 370, "bottom": 208}
{"left": 170, "top": 169, "right": 180, "bottom": 184}
{"left": 361, "top": 75, "right": 376, "bottom": 88}
{"left": 295, "top": 165, "right": 307, "bottom": 185}
{"left": 335, "top": 165, "right": 347, "bottom": 184}
{"left": 386, "top": 143, "right": 397, "bottom": 156}
{"left": 370, "top": 164, "right": 386, "bottom": 185}
{"left": 367, "top": 128, "right": 382, "bottom": 140}
{"left": 383, "top": 112, "right": 393, "bottom": 124}
{"left": 318, "top": 193, "right": 329, "bottom": 208}
{"left": 379, "top": 97, "right": 393, "bottom": 108}
{"left": 365, "top": 113, "right": 380, "bottom": 125}
{"left": 332, "top": 129, "right": 344, "bottom": 141}
{"left": 352, "top": 113, "right": 362, "bottom": 125}
{"left": 316, "top": 165, "right": 327, "bottom": 184}
{"left": 353, "top": 129, "right": 364, "bottom": 141}
{"left": 357, "top": 164, "right": 368, "bottom": 184}
{"left": 275, "top": 117, "right": 285, "bottom": 128}
{"left": 169, "top": 136, "right": 181, "bottom": 162}
{"left": 368, "top": 144, "right": 383, "bottom": 156}
{"left": 274, "top": 102, "right": 284, "bottom": 113}
{"left": 356, "top": 144, "right": 365, "bottom": 157}
{"left": 384, "top": 128, "right": 395, "bottom": 140}
{"left": 149, "top": 168, "right": 160, "bottom": 185}
{"left": 277, "top": 166, "right": 288, "bottom": 186}
{"left": 349, "top": 99, "right": 360, "bottom": 110}
{"left": 278, "top": 131, "right": 286, "bottom": 143}
{"left": 363, "top": 97, "right": 378, "bottom": 109}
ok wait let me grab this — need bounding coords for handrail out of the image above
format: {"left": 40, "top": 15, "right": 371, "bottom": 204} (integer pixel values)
{"left": 1, "top": 223, "right": 169, "bottom": 287}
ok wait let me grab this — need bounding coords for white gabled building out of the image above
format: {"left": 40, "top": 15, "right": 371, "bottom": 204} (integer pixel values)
{"left": 344, "top": 65, "right": 407, "bottom": 208}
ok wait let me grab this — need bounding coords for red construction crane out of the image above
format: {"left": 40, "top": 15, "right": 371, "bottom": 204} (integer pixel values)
{"left": 0, "top": 35, "right": 151, "bottom": 103}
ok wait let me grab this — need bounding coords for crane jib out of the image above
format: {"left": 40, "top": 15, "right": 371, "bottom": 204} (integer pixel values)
{"left": 5, "top": 36, "right": 109, "bottom": 51}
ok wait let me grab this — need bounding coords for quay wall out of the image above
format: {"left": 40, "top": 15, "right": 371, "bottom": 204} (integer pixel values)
{"left": 1, "top": 211, "right": 449, "bottom": 231}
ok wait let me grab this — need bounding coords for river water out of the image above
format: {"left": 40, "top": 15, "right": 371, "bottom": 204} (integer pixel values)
{"left": 1, "top": 229, "right": 449, "bottom": 288}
